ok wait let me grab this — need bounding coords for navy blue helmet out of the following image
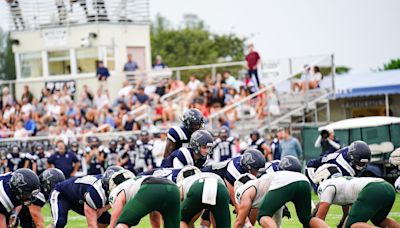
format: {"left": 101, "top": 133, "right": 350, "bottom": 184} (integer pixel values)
{"left": 109, "top": 139, "right": 117, "bottom": 148}
{"left": 182, "top": 108, "right": 205, "bottom": 132}
{"left": 39, "top": 168, "right": 65, "bottom": 197}
{"left": 279, "top": 155, "right": 302, "bottom": 172}
{"left": 102, "top": 166, "right": 124, "bottom": 195}
{"left": 9, "top": 168, "right": 40, "bottom": 203}
{"left": 250, "top": 130, "right": 260, "bottom": 140}
{"left": 347, "top": 140, "right": 371, "bottom": 171}
{"left": 219, "top": 126, "right": 230, "bottom": 140}
{"left": 10, "top": 143, "right": 20, "bottom": 154}
{"left": 240, "top": 149, "right": 266, "bottom": 171}
{"left": 189, "top": 130, "right": 214, "bottom": 157}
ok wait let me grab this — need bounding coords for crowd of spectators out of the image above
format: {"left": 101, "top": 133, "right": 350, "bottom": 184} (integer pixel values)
{"left": 0, "top": 70, "right": 282, "bottom": 142}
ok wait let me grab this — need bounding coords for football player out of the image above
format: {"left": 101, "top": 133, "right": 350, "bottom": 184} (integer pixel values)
{"left": 161, "top": 130, "right": 213, "bottom": 169}
{"left": 16, "top": 168, "right": 65, "bottom": 228}
{"left": 136, "top": 130, "right": 155, "bottom": 172}
{"left": 6, "top": 144, "right": 25, "bottom": 172}
{"left": 315, "top": 167, "right": 398, "bottom": 228}
{"left": 48, "top": 166, "right": 122, "bottom": 228}
{"left": 0, "top": 169, "right": 40, "bottom": 227}
{"left": 248, "top": 130, "right": 272, "bottom": 161}
{"left": 177, "top": 166, "right": 231, "bottom": 228}
{"left": 211, "top": 126, "right": 237, "bottom": 162}
{"left": 85, "top": 136, "right": 106, "bottom": 175}
{"left": 306, "top": 140, "right": 371, "bottom": 191}
{"left": 108, "top": 171, "right": 180, "bottom": 228}
{"left": 257, "top": 170, "right": 328, "bottom": 228}
{"left": 162, "top": 108, "right": 205, "bottom": 160}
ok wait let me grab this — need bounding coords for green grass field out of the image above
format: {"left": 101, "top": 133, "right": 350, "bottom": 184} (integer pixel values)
{"left": 41, "top": 193, "right": 400, "bottom": 227}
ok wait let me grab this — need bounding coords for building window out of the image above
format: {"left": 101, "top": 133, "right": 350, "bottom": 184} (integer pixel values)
{"left": 76, "top": 48, "right": 98, "bottom": 73}
{"left": 20, "top": 52, "right": 43, "bottom": 78}
{"left": 48, "top": 50, "right": 71, "bottom": 75}
{"left": 106, "top": 47, "right": 115, "bottom": 71}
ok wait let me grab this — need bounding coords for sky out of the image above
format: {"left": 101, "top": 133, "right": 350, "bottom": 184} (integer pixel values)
{"left": 1, "top": 0, "right": 400, "bottom": 72}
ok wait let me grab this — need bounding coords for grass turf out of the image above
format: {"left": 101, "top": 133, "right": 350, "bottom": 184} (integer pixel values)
{"left": 41, "top": 193, "right": 400, "bottom": 227}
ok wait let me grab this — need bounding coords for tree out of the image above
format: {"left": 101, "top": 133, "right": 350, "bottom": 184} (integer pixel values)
{"left": 150, "top": 14, "right": 246, "bottom": 81}
{"left": 381, "top": 59, "right": 400, "bottom": 71}
{"left": 0, "top": 28, "right": 16, "bottom": 80}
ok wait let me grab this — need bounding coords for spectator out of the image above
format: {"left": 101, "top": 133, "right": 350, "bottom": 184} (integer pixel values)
{"left": 22, "top": 112, "right": 36, "bottom": 135}
{"left": 292, "top": 65, "right": 310, "bottom": 93}
{"left": 47, "top": 140, "right": 80, "bottom": 178}
{"left": 123, "top": 54, "right": 139, "bottom": 72}
{"left": 122, "top": 112, "right": 140, "bottom": 131}
{"left": 308, "top": 66, "right": 323, "bottom": 89}
{"left": 187, "top": 75, "right": 201, "bottom": 92}
{"left": 2, "top": 87, "right": 13, "bottom": 107}
{"left": 94, "top": 87, "right": 109, "bottom": 110}
{"left": 266, "top": 85, "right": 280, "bottom": 116}
{"left": 223, "top": 71, "right": 240, "bottom": 92}
{"left": 314, "top": 129, "right": 341, "bottom": 156}
{"left": 21, "top": 85, "right": 34, "bottom": 103}
{"left": 152, "top": 55, "right": 166, "bottom": 70}
{"left": 155, "top": 79, "right": 167, "bottom": 97}
{"left": 20, "top": 97, "right": 33, "bottom": 114}
{"left": 135, "top": 86, "right": 149, "bottom": 105}
{"left": 13, "top": 120, "right": 29, "bottom": 139}
{"left": 278, "top": 127, "right": 303, "bottom": 159}
{"left": 96, "top": 60, "right": 110, "bottom": 81}
{"left": 245, "top": 43, "right": 261, "bottom": 87}
{"left": 167, "top": 78, "right": 185, "bottom": 92}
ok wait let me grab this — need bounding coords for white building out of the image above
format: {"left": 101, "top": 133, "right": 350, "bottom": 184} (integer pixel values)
{"left": 7, "top": 0, "right": 151, "bottom": 98}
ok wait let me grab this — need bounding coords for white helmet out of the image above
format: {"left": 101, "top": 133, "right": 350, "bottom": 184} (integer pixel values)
{"left": 176, "top": 166, "right": 201, "bottom": 183}
{"left": 109, "top": 170, "right": 135, "bottom": 193}
{"left": 234, "top": 173, "right": 256, "bottom": 194}
{"left": 313, "top": 164, "right": 342, "bottom": 184}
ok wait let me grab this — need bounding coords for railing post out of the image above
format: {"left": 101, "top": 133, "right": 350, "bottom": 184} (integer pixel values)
{"left": 288, "top": 57, "right": 293, "bottom": 75}
{"left": 211, "top": 66, "right": 216, "bottom": 82}
{"left": 331, "top": 53, "right": 336, "bottom": 98}
{"left": 176, "top": 70, "right": 181, "bottom": 81}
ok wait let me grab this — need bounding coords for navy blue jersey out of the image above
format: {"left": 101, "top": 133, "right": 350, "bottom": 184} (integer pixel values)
{"left": 201, "top": 159, "right": 231, "bottom": 180}
{"left": 0, "top": 173, "right": 21, "bottom": 215}
{"left": 225, "top": 156, "right": 247, "bottom": 186}
{"left": 167, "top": 126, "right": 191, "bottom": 149}
{"left": 34, "top": 152, "right": 49, "bottom": 176}
{"left": 85, "top": 146, "right": 106, "bottom": 175}
{"left": 118, "top": 149, "right": 135, "bottom": 172}
{"left": 6, "top": 153, "right": 25, "bottom": 172}
{"left": 248, "top": 138, "right": 267, "bottom": 153}
{"left": 270, "top": 138, "right": 281, "bottom": 160}
{"left": 263, "top": 160, "right": 280, "bottom": 174}
{"left": 50, "top": 174, "right": 110, "bottom": 227}
{"left": 104, "top": 147, "right": 118, "bottom": 168}
{"left": 84, "top": 179, "right": 108, "bottom": 210}
{"left": 161, "top": 147, "right": 206, "bottom": 169}
{"left": 53, "top": 175, "right": 103, "bottom": 206}
{"left": 48, "top": 151, "right": 79, "bottom": 178}
{"left": 212, "top": 137, "right": 235, "bottom": 162}
{"left": 307, "top": 146, "right": 355, "bottom": 177}
{"left": 136, "top": 140, "right": 155, "bottom": 169}
{"left": 139, "top": 168, "right": 181, "bottom": 183}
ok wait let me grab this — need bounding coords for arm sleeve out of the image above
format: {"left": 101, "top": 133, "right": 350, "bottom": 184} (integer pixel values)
{"left": 173, "top": 157, "right": 185, "bottom": 169}
{"left": 319, "top": 185, "right": 336, "bottom": 203}
{"left": 327, "top": 139, "right": 341, "bottom": 150}
{"left": 314, "top": 135, "right": 322, "bottom": 148}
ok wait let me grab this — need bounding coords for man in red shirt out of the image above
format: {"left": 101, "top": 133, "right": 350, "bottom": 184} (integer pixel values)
{"left": 245, "top": 43, "right": 261, "bottom": 87}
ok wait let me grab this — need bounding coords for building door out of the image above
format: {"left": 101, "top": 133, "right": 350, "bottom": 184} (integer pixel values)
{"left": 126, "top": 47, "right": 146, "bottom": 71}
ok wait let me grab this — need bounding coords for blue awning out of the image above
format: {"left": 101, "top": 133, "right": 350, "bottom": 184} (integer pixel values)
{"left": 320, "top": 69, "right": 400, "bottom": 98}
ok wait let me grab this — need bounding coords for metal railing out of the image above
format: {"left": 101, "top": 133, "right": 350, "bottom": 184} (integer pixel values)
{"left": 6, "top": 0, "right": 150, "bottom": 31}
{"left": 258, "top": 91, "right": 334, "bottom": 132}
{"left": 208, "top": 54, "right": 334, "bottom": 128}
